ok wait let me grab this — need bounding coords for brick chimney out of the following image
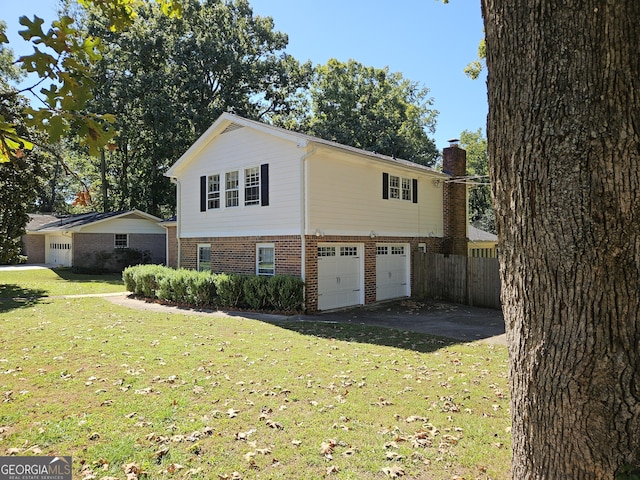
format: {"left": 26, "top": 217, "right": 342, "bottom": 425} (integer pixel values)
{"left": 442, "top": 142, "right": 468, "bottom": 256}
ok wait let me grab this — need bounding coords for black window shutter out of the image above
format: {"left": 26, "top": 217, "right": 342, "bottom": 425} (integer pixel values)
{"left": 260, "top": 163, "right": 269, "bottom": 206}
{"left": 200, "top": 176, "right": 206, "bottom": 212}
{"left": 382, "top": 172, "right": 389, "bottom": 199}
{"left": 412, "top": 178, "right": 418, "bottom": 203}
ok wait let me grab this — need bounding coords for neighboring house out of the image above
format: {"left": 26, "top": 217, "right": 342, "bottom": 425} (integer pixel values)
{"left": 165, "top": 113, "right": 468, "bottom": 312}
{"left": 468, "top": 225, "right": 498, "bottom": 258}
{"left": 23, "top": 210, "right": 166, "bottom": 269}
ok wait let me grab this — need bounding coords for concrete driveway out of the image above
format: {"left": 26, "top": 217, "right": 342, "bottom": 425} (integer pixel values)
{"left": 291, "top": 299, "right": 506, "bottom": 345}
{"left": 109, "top": 295, "right": 506, "bottom": 345}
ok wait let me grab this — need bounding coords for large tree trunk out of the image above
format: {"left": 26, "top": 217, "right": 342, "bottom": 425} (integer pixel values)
{"left": 481, "top": 1, "right": 640, "bottom": 478}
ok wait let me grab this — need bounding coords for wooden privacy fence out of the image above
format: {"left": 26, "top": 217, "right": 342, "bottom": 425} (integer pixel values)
{"left": 412, "top": 253, "right": 501, "bottom": 309}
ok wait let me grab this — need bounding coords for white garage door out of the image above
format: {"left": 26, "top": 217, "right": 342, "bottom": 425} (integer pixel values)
{"left": 376, "top": 244, "right": 410, "bottom": 301}
{"left": 47, "top": 235, "right": 72, "bottom": 266}
{"left": 317, "top": 244, "right": 362, "bottom": 311}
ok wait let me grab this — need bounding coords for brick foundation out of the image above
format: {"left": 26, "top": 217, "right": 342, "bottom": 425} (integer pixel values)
{"left": 181, "top": 234, "right": 443, "bottom": 313}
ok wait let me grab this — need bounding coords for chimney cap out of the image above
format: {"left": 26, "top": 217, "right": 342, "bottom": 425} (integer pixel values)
{"left": 448, "top": 138, "right": 460, "bottom": 147}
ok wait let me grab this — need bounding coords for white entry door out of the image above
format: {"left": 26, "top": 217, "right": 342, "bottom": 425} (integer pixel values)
{"left": 47, "top": 235, "right": 72, "bottom": 266}
{"left": 376, "top": 244, "right": 410, "bottom": 301}
{"left": 317, "top": 244, "right": 362, "bottom": 311}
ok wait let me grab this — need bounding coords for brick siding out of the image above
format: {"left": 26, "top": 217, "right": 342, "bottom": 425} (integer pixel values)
{"left": 22, "top": 235, "right": 45, "bottom": 264}
{"left": 166, "top": 226, "right": 178, "bottom": 268}
{"left": 73, "top": 233, "right": 166, "bottom": 269}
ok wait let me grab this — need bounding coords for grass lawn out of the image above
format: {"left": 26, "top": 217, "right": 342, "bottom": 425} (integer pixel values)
{"left": 0, "top": 268, "right": 125, "bottom": 301}
{"left": 0, "top": 271, "right": 511, "bottom": 479}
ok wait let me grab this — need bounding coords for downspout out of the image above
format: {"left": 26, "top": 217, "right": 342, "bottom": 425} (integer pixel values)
{"left": 299, "top": 143, "right": 316, "bottom": 295}
{"left": 171, "top": 177, "right": 182, "bottom": 268}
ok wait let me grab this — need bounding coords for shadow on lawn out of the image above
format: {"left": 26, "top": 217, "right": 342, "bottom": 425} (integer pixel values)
{"left": 52, "top": 268, "right": 123, "bottom": 286}
{"left": 0, "top": 284, "right": 47, "bottom": 312}
{"left": 269, "top": 320, "right": 460, "bottom": 354}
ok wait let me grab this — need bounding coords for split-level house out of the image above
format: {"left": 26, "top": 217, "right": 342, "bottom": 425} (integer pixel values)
{"left": 165, "top": 113, "right": 468, "bottom": 312}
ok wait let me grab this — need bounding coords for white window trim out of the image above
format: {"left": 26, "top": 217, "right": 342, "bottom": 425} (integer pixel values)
{"left": 225, "top": 170, "right": 239, "bottom": 207}
{"left": 256, "top": 243, "right": 275, "bottom": 276}
{"left": 114, "top": 233, "right": 129, "bottom": 249}
{"left": 388, "top": 174, "right": 412, "bottom": 201}
{"left": 207, "top": 174, "right": 220, "bottom": 209}
{"left": 244, "top": 166, "right": 261, "bottom": 206}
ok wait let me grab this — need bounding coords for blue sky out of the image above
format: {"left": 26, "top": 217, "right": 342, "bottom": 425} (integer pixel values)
{"left": 2, "top": 0, "right": 487, "bottom": 150}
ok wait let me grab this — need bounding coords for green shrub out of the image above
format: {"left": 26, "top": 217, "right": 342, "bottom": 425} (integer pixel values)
{"left": 214, "top": 273, "right": 246, "bottom": 308}
{"left": 267, "top": 275, "right": 304, "bottom": 311}
{"left": 185, "top": 271, "right": 217, "bottom": 307}
{"left": 122, "top": 266, "right": 304, "bottom": 312}
{"left": 243, "top": 275, "right": 270, "bottom": 310}
{"left": 122, "top": 264, "right": 166, "bottom": 297}
{"left": 122, "top": 266, "right": 137, "bottom": 292}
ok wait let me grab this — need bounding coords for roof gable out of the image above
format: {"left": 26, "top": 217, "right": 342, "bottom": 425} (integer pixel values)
{"left": 27, "top": 210, "right": 162, "bottom": 233}
{"left": 165, "top": 113, "right": 446, "bottom": 179}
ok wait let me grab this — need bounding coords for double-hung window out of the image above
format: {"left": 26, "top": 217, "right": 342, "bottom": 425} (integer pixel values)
{"left": 115, "top": 234, "right": 128, "bottom": 248}
{"left": 244, "top": 167, "right": 260, "bottom": 206}
{"left": 401, "top": 178, "right": 412, "bottom": 201}
{"left": 225, "top": 171, "right": 239, "bottom": 207}
{"left": 389, "top": 175, "right": 400, "bottom": 199}
{"left": 200, "top": 164, "right": 269, "bottom": 212}
{"left": 256, "top": 244, "right": 275, "bottom": 276}
{"left": 382, "top": 172, "right": 417, "bottom": 203}
{"left": 207, "top": 174, "right": 220, "bottom": 209}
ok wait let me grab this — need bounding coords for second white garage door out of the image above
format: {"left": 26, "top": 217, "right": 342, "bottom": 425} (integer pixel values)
{"left": 376, "top": 244, "right": 410, "bottom": 301}
{"left": 317, "top": 244, "right": 363, "bottom": 311}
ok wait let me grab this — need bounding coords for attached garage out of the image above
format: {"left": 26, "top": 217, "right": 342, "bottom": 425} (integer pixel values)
{"left": 376, "top": 243, "right": 410, "bottom": 301}
{"left": 317, "top": 243, "right": 363, "bottom": 311}
{"left": 46, "top": 234, "right": 72, "bottom": 267}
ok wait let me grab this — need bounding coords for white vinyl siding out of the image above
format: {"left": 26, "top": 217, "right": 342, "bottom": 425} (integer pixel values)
{"left": 178, "top": 128, "right": 301, "bottom": 238}
{"left": 307, "top": 153, "right": 444, "bottom": 237}
{"left": 79, "top": 216, "right": 166, "bottom": 234}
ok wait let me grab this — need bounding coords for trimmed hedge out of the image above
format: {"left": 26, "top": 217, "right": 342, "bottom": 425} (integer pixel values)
{"left": 122, "top": 265, "right": 304, "bottom": 312}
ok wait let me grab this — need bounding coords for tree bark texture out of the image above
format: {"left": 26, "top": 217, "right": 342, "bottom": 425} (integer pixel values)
{"left": 481, "top": 1, "right": 640, "bottom": 478}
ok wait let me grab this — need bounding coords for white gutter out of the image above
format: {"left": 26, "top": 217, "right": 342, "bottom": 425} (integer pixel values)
{"left": 298, "top": 143, "right": 316, "bottom": 287}
{"left": 170, "top": 177, "right": 182, "bottom": 268}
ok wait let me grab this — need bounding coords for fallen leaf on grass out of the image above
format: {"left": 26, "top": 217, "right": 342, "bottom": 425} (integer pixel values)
{"left": 320, "top": 440, "right": 336, "bottom": 459}
{"left": 123, "top": 462, "right": 143, "bottom": 476}
{"left": 326, "top": 465, "right": 340, "bottom": 475}
{"left": 150, "top": 446, "right": 169, "bottom": 463}
{"left": 265, "top": 419, "right": 283, "bottom": 430}
{"left": 381, "top": 465, "right": 406, "bottom": 477}
{"left": 235, "top": 429, "right": 256, "bottom": 441}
